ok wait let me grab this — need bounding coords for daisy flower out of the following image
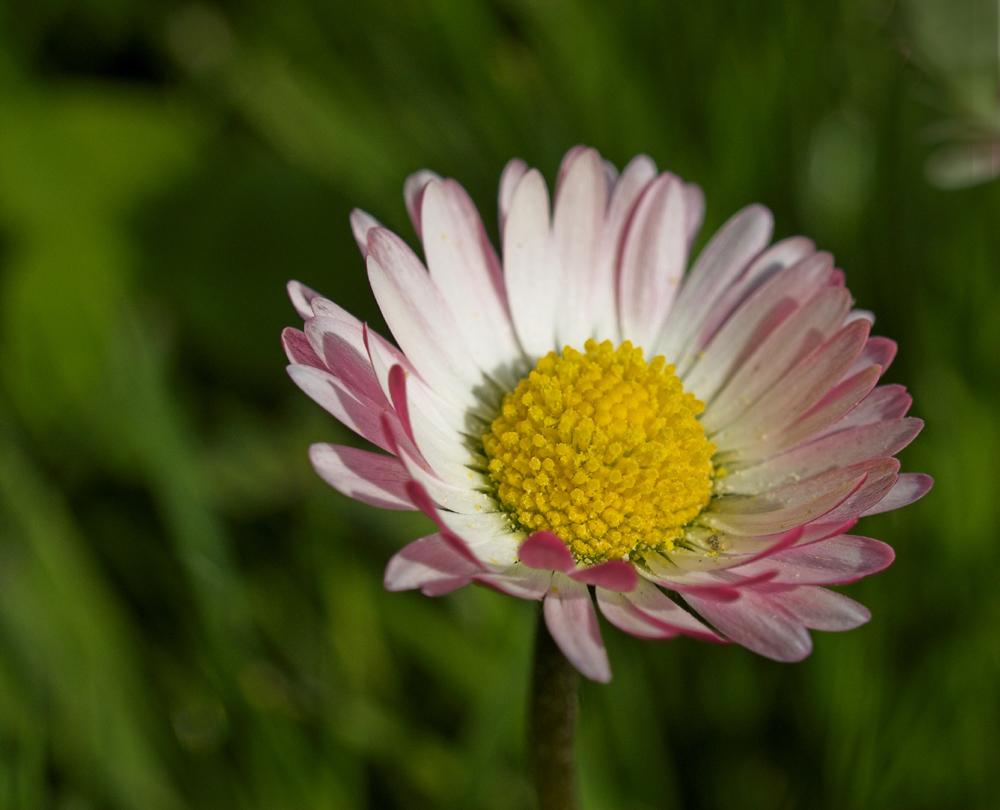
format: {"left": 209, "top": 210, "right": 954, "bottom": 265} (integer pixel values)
{"left": 283, "top": 146, "right": 931, "bottom": 682}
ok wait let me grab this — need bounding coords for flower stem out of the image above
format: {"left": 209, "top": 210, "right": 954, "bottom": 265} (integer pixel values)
{"left": 530, "top": 609, "right": 579, "bottom": 810}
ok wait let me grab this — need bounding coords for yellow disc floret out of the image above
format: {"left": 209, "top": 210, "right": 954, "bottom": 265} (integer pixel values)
{"left": 483, "top": 339, "right": 715, "bottom": 564}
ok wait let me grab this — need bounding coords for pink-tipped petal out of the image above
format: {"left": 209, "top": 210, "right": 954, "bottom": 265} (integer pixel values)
{"left": 287, "top": 280, "right": 321, "bottom": 319}
{"left": 683, "top": 182, "right": 705, "bottom": 247}
{"left": 711, "top": 318, "right": 871, "bottom": 453}
{"left": 819, "top": 384, "right": 912, "bottom": 435}
{"left": 553, "top": 148, "right": 609, "bottom": 349}
{"left": 403, "top": 169, "right": 441, "bottom": 240}
{"left": 366, "top": 238, "right": 481, "bottom": 408}
{"left": 678, "top": 236, "right": 816, "bottom": 375}
{"left": 519, "top": 531, "right": 576, "bottom": 573}
{"left": 720, "top": 418, "right": 923, "bottom": 496}
{"left": 683, "top": 589, "right": 813, "bottom": 662}
{"left": 701, "top": 471, "right": 866, "bottom": 536}
{"left": 596, "top": 589, "right": 678, "bottom": 639}
{"left": 603, "top": 579, "right": 723, "bottom": 641}
{"left": 732, "top": 534, "right": 894, "bottom": 585}
{"left": 387, "top": 364, "right": 412, "bottom": 442}
{"left": 309, "top": 444, "right": 415, "bottom": 510}
{"left": 503, "top": 168, "right": 556, "bottom": 359}
{"left": 384, "top": 533, "right": 480, "bottom": 593}
{"left": 618, "top": 173, "right": 688, "bottom": 350}
{"left": 403, "top": 480, "right": 486, "bottom": 568}
{"left": 702, "top": 285, "right": 852, "bottom": 433}
{"left": 769, "top": 586, "right": 871, "bottom": 631}
{"left": 861, "top": 472, "right": 933, "bottom": 516}
{"left": 569, "top": 559, "right": 638, "bottom": 592}
{"left": 350, "top": 209, "right": 382, "bottom": 256}
{"left": 682, "top": 252, "right": 834, "bottom": 402}
{"left": 498, "top": 158, "right": 528, "bottom": 237}
{"left": 848, "top": 336, "right": 896, "bottom": 378}
{"left": 282, "top": 327, "right": 324, "bottom": 368}
{"left": 821, "top": 459, "right": 900, "bottom": 523}
{"left": 287, "top": 364, "right": 394, "bottom": 453}
{"left": 420, "top": 179, "right": 523, "bottom": 386}
{"left": 304, "top": 317, "right": 388, "bottom": 406}
{"left": 730, "top": 365, "right": 882, "bottom": 467}
{"left": 544, "top": 576, "right": 611, "bottom": 682}
{"left": 658, "top": 203, "right": 774, "bottom": 362}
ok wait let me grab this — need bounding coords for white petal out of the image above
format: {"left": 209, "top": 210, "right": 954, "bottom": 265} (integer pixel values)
{"left": 503, "top": 169, "right": 557, "bottom": 359}
{"left": 682, "top": 251, "right": 834, "bottom": 403}
{"left": 618, "top": 173, "right": 688, "bottom": 351}
{"left": 552, "top": 148, "right": 609, "bottom": 349}
{"left": 420, "top": 179, "right": 525, "bottom": 387}
{"left": 701, "top": 286, "right": 851, "bottom": 433}
{"left": 498, "top": 158, "right": 528, "bottom": 238}
{"left": 657, "top": 204, "right": 774, "bottom": 363}
{"left": 366, "top": 240, "right": 482, "bottom": 409}
{"left": 403, "top": 169, "right": 441, "bottom": 240}
{"left": 544, "top": 576, "right": 611, "bottom": 683}
{"left": 436, "top": 509, "right": 521, "bottom": 566}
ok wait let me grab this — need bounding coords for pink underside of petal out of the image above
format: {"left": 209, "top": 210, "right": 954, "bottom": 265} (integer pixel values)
{"left": 710, "top": 318, "right": 871, "bottom": 453}
{"left": 350, "top": 209, "right": 381, "bottom": 256}
{"left": 384, "top": 533, "right": 480, "bottom": 595}
{"left": 687, "top": 236, "right": 816, "bottom": 357}
{"left": 287, "top": 364, "right": 394, "bottom": 453}
{"left": 848, "top": 336, "right": 897, "bottom": 378}
{"left": 861, "top": 472, "right": 933, "bottom": 515}
{"left": 818, "top": 384, "right": 912, "bottom": 436}
{"left": 617, "top": 172, "right": 687, "bottom": 349}
{"left": 568, "top": 560, "right": 638, "bottom": 592}
{"left": 681, "top": 252, "right": 835, "bottom": 401}
{"left": 683, "top": 589, "right": 813, "bottom": 662}
{"left": 287, "top": 280, "right": 321, "bottom": 319}
{"left": 720, "top": 418, "right": 923, "bottom": 496}
{"left": 402, "top": 479, "right": 486, "bottom": 568}
{"left": 821, "top": 460, "right": 900, "bottom": 523}
{"left": 403, "top": 169, "right": 441, "bottom": 240}
{"left": 498, "top": 158, "right": 529, "bottom": 237}
{"left": 387, "top": 364, "right": 412, "bottom": 442}
{"left": 282, "top": 327, "right": 324, "bottom": 368}
{"left": 596, "top": 589, "right": 678, "bottom": 639}
{"left": 617, "top": 580, "right": 724, "bottom": 641}
{"left": 309, "top": 443, "right": 414, "bottom": 510}
{"left": 658, "top": 203, "right": 774, "bottom": 361}
{"left": 305, "top": 317, "right": 388, "bottom": 407}
{"left": 544, "top": 577, "right": 611, "bottom": 683}
{"left": 519, "top": 531, "right": 575, "bottom": 573}
{"left": 766, "top": 586, "right": 871, "bottom": 631}
{"left": 729, "top": 534, "right": 894, "bottom": 585}
{"left": 701, "top": 470, "right": 867, "bottom": 537}
{"left": 664, "top": 569, "right": 780, "bottom": 603}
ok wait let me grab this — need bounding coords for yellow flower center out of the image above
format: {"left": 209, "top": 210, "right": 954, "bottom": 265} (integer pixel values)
{"left": 483, "top": 339, "right": 715, "bottom": 564}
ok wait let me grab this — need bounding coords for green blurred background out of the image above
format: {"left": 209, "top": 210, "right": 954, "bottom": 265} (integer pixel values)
{"left": 1, "top": 0, "right": 999, "bottom": 807}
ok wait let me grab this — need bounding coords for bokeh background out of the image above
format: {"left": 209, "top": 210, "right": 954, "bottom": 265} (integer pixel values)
{"left": 1, "top": 0, "right": 999, "bottom": 807}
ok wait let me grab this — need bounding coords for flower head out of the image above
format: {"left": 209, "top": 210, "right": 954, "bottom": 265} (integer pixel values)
{"left": 284, "top": 146, "right": 931, "bottom": 682}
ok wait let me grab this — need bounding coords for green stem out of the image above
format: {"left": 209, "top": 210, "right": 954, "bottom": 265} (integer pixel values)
{"left": 530, "top": 609, "right": 579, "bottom": 810}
